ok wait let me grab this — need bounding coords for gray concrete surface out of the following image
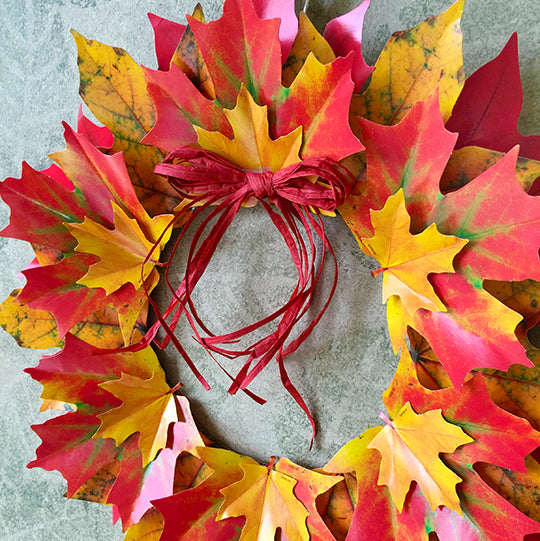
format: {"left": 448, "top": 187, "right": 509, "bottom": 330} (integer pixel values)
{"left": 0, "top": 0, "right": 538, "bottom": 539}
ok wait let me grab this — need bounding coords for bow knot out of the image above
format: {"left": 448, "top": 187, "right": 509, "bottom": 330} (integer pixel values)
{"left": 246, "top": 170, "right": 275, "bottom": 200}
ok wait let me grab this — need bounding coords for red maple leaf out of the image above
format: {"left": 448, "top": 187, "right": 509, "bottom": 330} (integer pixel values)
{"left": 446, "top": 33, "right": 540, "bottom": 161}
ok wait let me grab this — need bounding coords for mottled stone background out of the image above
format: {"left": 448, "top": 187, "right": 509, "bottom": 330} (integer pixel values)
{"left": 0, "top": 0, "right": 538, "bottom": 539}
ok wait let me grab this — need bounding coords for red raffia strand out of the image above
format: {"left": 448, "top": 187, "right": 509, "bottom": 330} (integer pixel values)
{"left": 138, "top": 148, "right": 352, "bottom": 446}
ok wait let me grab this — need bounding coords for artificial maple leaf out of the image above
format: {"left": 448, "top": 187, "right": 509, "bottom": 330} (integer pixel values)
{"left": 67, "top": 201, "right": 172, "bottom": 295}
{"left": 95, "top": 372, "right": 181, "bottom": 467}
{"left": 440, "top": 146, "right": 540, "bottom": 194}
{"left": 155, "top": 447, "right": 253, "bottom": 541}
{"left": 252, "top": 0, "right": 298, "bottom": 61}
{"left": 25, "top": 333, "right": 163, "bottom": 413}
{"left": 366, "top": 401, "right": 472, "bottom": 513}
{"left": 340, "top": 92, "right": 457, "bottom": 240}
{"left": 218, "top": 457, "right": 322, "bottom": 541}
{"left": 0, "top": 161, "right": 93, "bottom": 253}
{"left": 323, "top": 427, "right": 449, "bottom": 541}
{"left": 28, "top": 411, "right": 121, "bottom": 497}
{"left": 342, "top": 93, "right": 538, "bottom": 383}
{"left": 274, "top": 53, "right": 363, "bottom": 161}
{"left": 430, "top": 146, "right": 540, "bottom": 283}
{"left": 188, "top": 0, "right": 282, "bottom": 109}
{"left": 124, "top": 507, "right": 164, "bottom": 541}
{"left": 0, "top": 289, "right": 65, "bottom": 350}
{"left": 352, "top": 0, "right": 465, "bottom": 126}
{"left": 446, "top": 33, "right": 540, "bottom": 161}
{"left": 383, "top": 346, "right": 540, "bottom": 539}
{"left": 196, "top": 85, "right": 302, "bottom": 172}
{"left": 360, "top": 189, "right": 468, "bottom": 314}
{"left": 142, "top": 62, "right": 231, "bottom": 152}
{"left": 147, "top": 12, "right": 186, "bottom": 71}
{"left": 385, "top": 348, "right": 540, "bottom": 473}
{"left": 282, "top": 12, "right": 335, "bottom": 87}
{"left": 267, "top": 459, "right": 341, "bottom": 541}
{"left": 1, "top": 123, "right": 172, "bottom": 341}
{"left": 72, "top": 31, "right": 179, "bottom": 215}
{"left": 411, "top": 273, "right": 532, "bottom": 385}
{"left": 322, "top": 0, "right": 373, "bottom": 92}
{"left": 105, "top": 406, "right": 205, "bottom": 530}
{"left": 169, "top": 4, "right": 216, "bottom": 100}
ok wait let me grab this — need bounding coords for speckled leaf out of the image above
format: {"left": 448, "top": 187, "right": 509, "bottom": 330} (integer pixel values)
{"left": 0, "top": 289, "right": 63, "bottom": 349}
{"left": 189, "top": 0, "right": 282, "bottom": 108}
{"left": 476, "top": 455, "right": 540, "bottom": 525}
{"left": 170, "top": 4, "right": 216, "bottom": 100}
{"left": 25, "top": 334, "right": 163, "bottom": 414}
{"left": 282, "top": 12, "right": 335, "bottom": 88}
{"left": 441, "top": 146, "right": 540, "bottom": 194}
{"left": 147, "top": 13, "right": 186, "bottom": 71}
{"left": 446, "top": 33, "right": 540, "bottom": 161}
{"left": 275, "top": 53, "right": 363, "bottom": 160}
{"left": 445, "top": 456, "right": 540, "bottom": 541}
{"left": 352, "top": 0, "right": 464, "bottom": 125}
{"left": 323, "top": 0, "right": 373, "bottom": 92}
{"left": 71, "top": 31, "right": 177, "bottom": 215}
{"left": 124, "top": 507, "right": 164, "bottom": 541}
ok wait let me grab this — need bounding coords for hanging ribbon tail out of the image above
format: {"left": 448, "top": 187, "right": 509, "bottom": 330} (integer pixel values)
{"left": 143, "top": 147, "right": 352, "bottom": 445}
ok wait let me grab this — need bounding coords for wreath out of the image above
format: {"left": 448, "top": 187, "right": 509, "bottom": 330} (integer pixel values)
{"left": 1, "top": 0, "right": 540, "bottom": 539}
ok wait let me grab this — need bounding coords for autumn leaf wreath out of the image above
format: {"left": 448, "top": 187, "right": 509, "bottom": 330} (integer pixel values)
{"left": 1, "top": 0, "right": 540, "bottom": 539}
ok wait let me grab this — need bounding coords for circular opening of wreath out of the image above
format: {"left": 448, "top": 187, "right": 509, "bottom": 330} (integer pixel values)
{"left": 155, "top": 205, "right": 399, "bottom": 466}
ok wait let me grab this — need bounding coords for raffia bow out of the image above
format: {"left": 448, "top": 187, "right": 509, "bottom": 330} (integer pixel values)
{"left": 142, "top": 147, "right": 353, "bottom": 444}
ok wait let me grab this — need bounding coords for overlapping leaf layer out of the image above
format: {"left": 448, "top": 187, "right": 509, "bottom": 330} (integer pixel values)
{"left": 1, "top": 0, "right": 539, "bottom": 540}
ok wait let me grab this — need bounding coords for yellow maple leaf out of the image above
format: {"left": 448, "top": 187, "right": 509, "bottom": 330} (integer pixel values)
{"left": 94, "top": 372, "right": 180, "bottom": 467}
{"left": 353, "top": 0, "right": 465, "bottom": 124}
{"left": 196, "top": 85, "right": 302, "bottom": 172}
{"left": 367, "top": 401, "right": 473, "bottom": 513}
{"left": 218, "top": 459, "right": 309, "bottom": 541}
{"left": 360, "top": 189, "right": 468, "bottom": 314}
{"left": 282, "top": 12, "right": 335, "bottom": 87}
{"left": 66, "top": 201, "right": 173, "bottom": 295}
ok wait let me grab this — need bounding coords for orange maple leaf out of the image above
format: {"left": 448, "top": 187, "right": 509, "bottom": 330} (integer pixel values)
{"left": 195, "top": 85, "right": 302, "bottom": 172}
{"left": 367, "top": 401, "right": 473, "bottom": 513}
{"left": 67, "top": 201, "right": 173, "bottom": 295}
{"left": 361, "top": 189, "right": 468, "bottom": 314}
{"left": 94, "top": 372, "right": 180, "bottom": 467}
